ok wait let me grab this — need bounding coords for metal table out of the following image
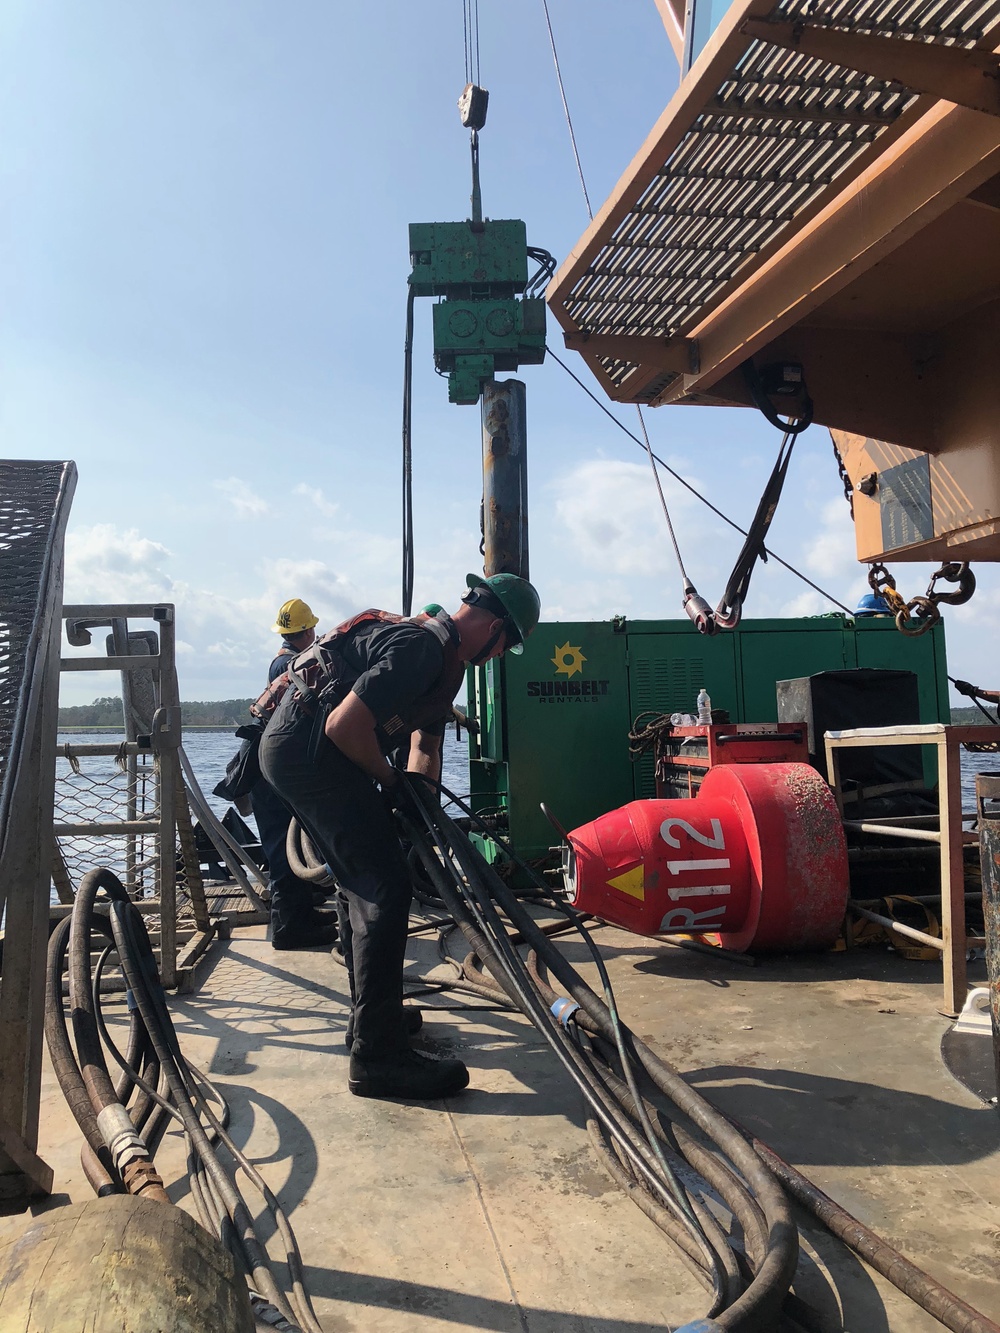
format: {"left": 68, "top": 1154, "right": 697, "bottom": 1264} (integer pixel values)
{"left": 824, "top": 724, "right": 998, "bottom": 1014}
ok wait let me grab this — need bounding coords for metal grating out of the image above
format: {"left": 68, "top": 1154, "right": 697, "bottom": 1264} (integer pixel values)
{"left": 0, "top": 461, "right": 76, "bottom": 848}
{"left": 554, "top": 0, "right": 1000, "bottom": 394}
{"left": 54, "top": 746, "right": 161, "bottom": 895}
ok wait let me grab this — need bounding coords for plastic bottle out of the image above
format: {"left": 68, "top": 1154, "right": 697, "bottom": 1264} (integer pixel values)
{"left": 696, "top": 689, "right": 712, "bottom": 725}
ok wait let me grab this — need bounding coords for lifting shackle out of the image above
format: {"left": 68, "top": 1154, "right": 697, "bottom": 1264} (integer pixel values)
{"left": 682, "top": 581, "right": 718, "bottom": 636}
{"left": 563, "top": 763, "right": 848, "bottom": 952}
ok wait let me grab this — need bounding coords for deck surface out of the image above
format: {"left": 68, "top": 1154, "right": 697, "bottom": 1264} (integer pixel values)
{"left": 3, "top": 921, "right": 999, "bottom": 1332}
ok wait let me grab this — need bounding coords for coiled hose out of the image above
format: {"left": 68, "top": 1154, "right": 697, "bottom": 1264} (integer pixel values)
{"left": 45, "top": 867, "right": 322, "bottom": 1333}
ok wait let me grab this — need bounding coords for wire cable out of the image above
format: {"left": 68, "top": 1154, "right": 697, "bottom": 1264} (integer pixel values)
{"left": 546, "top": 342, "right": 853, "bottom": 615}
{"left": 402, "top": 285, "right": 416, "bottom": 616}
{"left": 636, "top": 402, "right": 691, "bottom": 586}
{"left": 540, "top": 0, "right": 593, "bottom": 221}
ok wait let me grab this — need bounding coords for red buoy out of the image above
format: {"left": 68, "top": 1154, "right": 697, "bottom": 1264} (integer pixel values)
{"left": 564, "top": 762, "right": 848, "bottom": 952}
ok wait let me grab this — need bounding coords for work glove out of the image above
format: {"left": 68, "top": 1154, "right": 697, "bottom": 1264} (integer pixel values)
{"left": 381, "top": 774, "right": 421, "bottom": 824}
{"left": 953, "top": 679, "right": 980, "bottom": 698}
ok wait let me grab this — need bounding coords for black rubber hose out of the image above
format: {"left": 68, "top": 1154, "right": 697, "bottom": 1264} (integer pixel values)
{"left": 67, "top": 867, "right": 134, "bottom": 1120}
{"left": 585, "top": 1115, "right": 713, "bottom": 1286}
{"left": 109, "top": 896, "right": 320, "bottom": 1333}
{"left": 404, "top": 813, "right": 730, "bottom": 1314}
{"left": 107, "top": 898, "right": 299, "bottom": 1327}
{"left": 43, "top": 914, "right": 119, "bottom": 1191}
{"left": 285, "top": 818, "right": 336, "bottom": 885}
{"left": 531, "top": 956, "right": 772, "bottom": 1280}
{"left": 91, "top": 943, "right": 171, "bottom": 1159}
{"left": 413, "top": 792, "right": 797, "bottom": 1332}
{"left": 574, "top": 1035, "right": 744, "bottom": 1307}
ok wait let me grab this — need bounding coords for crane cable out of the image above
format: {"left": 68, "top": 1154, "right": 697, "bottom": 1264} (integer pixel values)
{"left": 462, "top": 0, "right": 481, "bottom": 88}
{"left": 401, "top": 285, "right": 415, "bottom": 616}
{"left": 540, "top": 0, "right": 593, "bottom": 222}
{"left": 635, "top": 400, "right": 691, "bottom": 587}
{"left": 545, "top": 343, "right": 853, "bottom": 616}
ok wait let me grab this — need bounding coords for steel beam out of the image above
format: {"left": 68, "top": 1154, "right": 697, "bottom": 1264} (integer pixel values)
{"left": 653, "top": 0, "right": 685, "bottom": 63}
{"left": 742, "top": 20, "right": 1000, "bottom": 120}
{"left": 663, "top": 102, "right": 1000, "bottom": 410}
{"left": 562, "top": 331, "right": 697, "bottom": 374}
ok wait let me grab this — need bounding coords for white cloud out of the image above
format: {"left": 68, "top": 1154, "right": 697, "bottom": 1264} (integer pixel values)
{"left": 779, "top": 588, "right": 833, "bottom": 618}
{"left": 213, "top": 477, "right": 269, "bottom": 517}
{"left": 59, "top": 522, "right": 369, "bottom": 704}
{"left": 549, "top": 458, "right": 714, "bottom": 579}
{"left": 802, "top": 497, "right": 859, "bottom": 581}
{"left": 293, "top": 482, "right": 339, "bottom": 518}
{"left": 65, "top": 524, "right": 173, "bottom": 601}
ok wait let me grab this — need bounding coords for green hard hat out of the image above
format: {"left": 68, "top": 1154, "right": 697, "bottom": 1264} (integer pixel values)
{"left": 464, "top": 572, "right": 541, "bottom": 655}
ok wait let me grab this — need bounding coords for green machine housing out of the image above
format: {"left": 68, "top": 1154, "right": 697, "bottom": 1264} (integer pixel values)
{"left": 408, "top": 220, "right": 545, "bottom": 404}
{"left": 464, "top": 615, "right": 950, "bottom": 863}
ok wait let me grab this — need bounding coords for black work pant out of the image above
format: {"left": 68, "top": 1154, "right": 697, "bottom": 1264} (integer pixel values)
{"left": 258, "top": 690, "right": 410, "bottom": 1058}
{"left": 249, "top": 778, "right": 316, "bottom": 937}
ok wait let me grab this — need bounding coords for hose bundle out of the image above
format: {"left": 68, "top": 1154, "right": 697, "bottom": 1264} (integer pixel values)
{"left": 396, "top": 781, "right": 802, "bottom": 1331}
{"left": 44, "top": 867, "right": 321, "bottom": 1333}
{"left": 378, "top": 777, "right": 1000, "bottom": 1333}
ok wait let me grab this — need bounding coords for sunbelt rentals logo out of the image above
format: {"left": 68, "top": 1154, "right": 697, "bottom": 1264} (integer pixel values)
{"left": 527, "top": 640, "right": 609, "bottom": 704}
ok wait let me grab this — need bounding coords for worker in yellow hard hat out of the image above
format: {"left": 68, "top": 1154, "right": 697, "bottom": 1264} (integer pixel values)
{"left": 253, "top": 598, "right": 338, "bottom": 951}
{"left": 269, "top": 599, "right": 319, "bottom": 683}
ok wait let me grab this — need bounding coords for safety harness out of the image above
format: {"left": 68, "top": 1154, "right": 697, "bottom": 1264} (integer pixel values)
{"left": 251, "top": 608, "right": 465, "bottom": 740}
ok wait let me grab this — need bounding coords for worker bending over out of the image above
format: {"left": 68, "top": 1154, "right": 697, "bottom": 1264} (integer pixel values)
{"left": 258, "top": 573, "right": 540, "bottom": 1100}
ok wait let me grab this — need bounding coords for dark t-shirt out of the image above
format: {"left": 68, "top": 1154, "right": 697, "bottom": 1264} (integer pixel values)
{"left": 337, "top": 620, "right": 452, "bottom": 750}
{"left": 268, "top": 645, "right": 295, "bottom": 683}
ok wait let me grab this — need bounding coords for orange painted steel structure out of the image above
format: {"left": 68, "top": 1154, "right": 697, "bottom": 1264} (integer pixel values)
{"left": 547, "top": 0, "right": 1000, "bottom": 564}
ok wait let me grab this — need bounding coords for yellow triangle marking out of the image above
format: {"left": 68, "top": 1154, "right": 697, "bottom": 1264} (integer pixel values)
{"left": 608, "top": 864, "right": 645, "bottom": 901}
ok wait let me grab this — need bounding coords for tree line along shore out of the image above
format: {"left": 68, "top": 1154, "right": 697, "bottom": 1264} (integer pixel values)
{"left": 58, "top": 696, "right": 990, "bottom": 733}
{"left": 58, "top": 696, "right": 253, "bottom": 731}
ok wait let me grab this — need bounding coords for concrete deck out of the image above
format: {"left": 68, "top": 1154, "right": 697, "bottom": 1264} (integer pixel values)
{"left": 3, "top": 922, "right": 999, "bottom": 1332}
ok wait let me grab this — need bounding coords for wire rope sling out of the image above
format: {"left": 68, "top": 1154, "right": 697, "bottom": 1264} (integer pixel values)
{"left": 643, "top": 358, "right": 814, "bottom": 636}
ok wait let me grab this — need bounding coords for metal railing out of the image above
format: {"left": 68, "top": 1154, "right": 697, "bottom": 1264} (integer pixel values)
{"left": 55, "top": 604, "right": 270, "bottom": 986}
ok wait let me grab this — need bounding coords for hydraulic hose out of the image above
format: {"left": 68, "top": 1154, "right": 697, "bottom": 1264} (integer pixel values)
{"left": 46, "top": 867, "right": 322, "bottom": 1333}
{"left": 403, "top": 795, "right": 749, "bottom": 1319}
{"left": 285, "top": 819, "right": 337, "bottom": 886}
{"left": 410, "top": 788, "right": 799, "bottom": 1332}
{"left": 404, "top": 809, "right": 731, "bottom": 1310}
{"left": 43, "top": 915, "right": 119, "bottom": 1193}
{"left": 423, "top": 777, "right": 1000, "bottom": 1333}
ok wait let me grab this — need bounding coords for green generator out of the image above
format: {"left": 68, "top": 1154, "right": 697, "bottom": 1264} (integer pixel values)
{"left": 465, "top": 615, "right": 949, "bottom": 862}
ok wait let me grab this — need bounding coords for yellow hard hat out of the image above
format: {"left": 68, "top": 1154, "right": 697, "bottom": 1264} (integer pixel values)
{"left": 272, "top": 598, "right": 319, "bottom": 634}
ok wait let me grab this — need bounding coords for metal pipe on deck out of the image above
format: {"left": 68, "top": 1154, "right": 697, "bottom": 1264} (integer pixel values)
{"left": 847, "top": 903, "right": 945, "bottom": 952}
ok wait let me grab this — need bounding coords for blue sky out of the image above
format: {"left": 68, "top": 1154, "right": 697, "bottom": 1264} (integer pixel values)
{"left": 3, "top": 1, "right": 995, "bottom": 705}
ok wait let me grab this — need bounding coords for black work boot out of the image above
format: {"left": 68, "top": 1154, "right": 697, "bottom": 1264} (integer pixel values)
{"left": 348, "top": 1049, "right": 469, "bottom": 1100}
{"left": 272, "top": 909, "right": 339, "bottom": 951}
{"left": 344, "top": 1007, "right": 423, "bottom": 1049}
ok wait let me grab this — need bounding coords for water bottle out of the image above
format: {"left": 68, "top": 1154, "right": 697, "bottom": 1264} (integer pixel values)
{"left": 696, "top": 689, "right": 712, "bottom": 725}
